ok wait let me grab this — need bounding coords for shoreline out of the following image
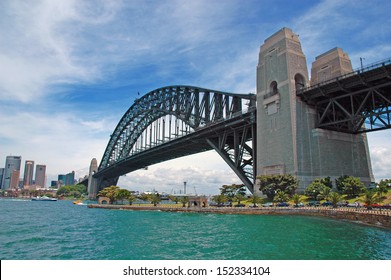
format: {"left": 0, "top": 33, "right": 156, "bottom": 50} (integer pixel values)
{"left": 88, "top": 204, "right": 391, "bottom": 229}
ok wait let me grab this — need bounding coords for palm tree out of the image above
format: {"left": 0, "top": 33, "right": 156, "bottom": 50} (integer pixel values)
{"left": 248, "top": 194, "right": 263, "bottom": 207}
{"left": 273, "top": 190, "right": 290, "bottom": 203}
{"left": 329, "top": 192, "right": 341, "bottom": 208}
{"left": 292, "top": 194, "right": 301, "bottom": 207}
{"left": 363, "top": 189, "right": 378, "bottom": 209}
{"left": 179, "top": 196, "right": 189, "bottom": 207}
{"left": 127, "top": 193, "right": 137, "bottom": 205}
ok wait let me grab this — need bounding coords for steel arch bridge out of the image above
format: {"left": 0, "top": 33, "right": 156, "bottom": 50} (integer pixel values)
{"left": 93, "top": 85, "right": 257, "bottom": 194}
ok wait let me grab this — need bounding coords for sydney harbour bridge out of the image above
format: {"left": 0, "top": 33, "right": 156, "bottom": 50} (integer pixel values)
{"left": 84, "top": 28, "right": 391, "bottom": 198}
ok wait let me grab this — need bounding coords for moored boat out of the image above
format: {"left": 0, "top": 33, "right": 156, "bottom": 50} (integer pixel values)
{"left": 31, "top": 196, "right": 57, "bottom": 201}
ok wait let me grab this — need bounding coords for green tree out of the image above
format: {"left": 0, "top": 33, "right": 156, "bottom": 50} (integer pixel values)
{"left": 362, "top": 189, "right": 379, "bottom": 209}
{"left": 273, "top": 190, "right": 290, "bottom": 203}
{"left": 97, "top": 186, "right": 120, "bottom": 204}
{"left": 292, "top": 194, "right": 302, "bottom": 207}
{"left": 329, "top": 192, "right": 341, "bottom": 208}
{"left": 248, "top": 194, "right": 263, "bottom": 207}
{"left": 318, "top": 186, "right": 332, "bottom": 201}
{"left": 376, "top": 184, "right": 388, "bottom": 198}
{"left": 115, "top": 189, "right": 131, "bottom": 203}
{"left": 305, "top": 180, "right": 328, "bottom": 200}
{"left": 340, "top": 176, "right": 365, "bottom": 197}
{"left": 127, "top": 193, "right": 137, "bottom": 205}
{"left": 220, "top": 184, "right": 246, "bottom": 198}
{"left": 212, "top": 194, "right": 228, "bottom": 206}
{"left": 257, "top": 174, "right": 298, "bottom": 200}
{"left": 335, "top": 175, "right": 350, "bottom": 193}
{"left": 149, "top": 194, "right": 161, "bottom": 206}
{"left": 169, "top": 195, "right": 181, "bottom": 204}
{"left": 179, "top": 196, "right": 189, "bottom": 207}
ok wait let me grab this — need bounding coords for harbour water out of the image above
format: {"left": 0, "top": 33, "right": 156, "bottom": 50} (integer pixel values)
{"left": 0, "top": 199, "right": 390, "bottom": 260}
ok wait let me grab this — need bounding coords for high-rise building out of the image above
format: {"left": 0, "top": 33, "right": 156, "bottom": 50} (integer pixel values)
{"left": 65, "top": 171, "right": 75, "bottom": 186}
{"left": 2, "top": 156, "right": 22, "bottom": 190}
{"left": 0, "top": 168, "right": 4, "bottom": 189}
{"left": 35, "top": 164, "right": 46, "bottom": 188}
{"left": 23, "top": 160, "right": 34, "bottom": 187}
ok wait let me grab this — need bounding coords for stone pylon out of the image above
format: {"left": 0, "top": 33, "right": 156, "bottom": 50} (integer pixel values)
{"left": 256, "top": 27, "right": 373, "bottom": 192}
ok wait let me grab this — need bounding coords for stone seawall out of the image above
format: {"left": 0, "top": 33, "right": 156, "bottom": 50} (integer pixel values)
{"left": 88, "top": 204, "right": 391, "bottom": 229}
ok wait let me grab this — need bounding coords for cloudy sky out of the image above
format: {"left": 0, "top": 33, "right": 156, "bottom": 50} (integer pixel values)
{"left": 1, "top": 0, "right": 390, "bottom": 195}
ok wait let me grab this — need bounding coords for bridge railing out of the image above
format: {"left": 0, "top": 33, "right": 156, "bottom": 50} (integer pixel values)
{"left": 297, "top": 57, "right": 391, "bottom": 94}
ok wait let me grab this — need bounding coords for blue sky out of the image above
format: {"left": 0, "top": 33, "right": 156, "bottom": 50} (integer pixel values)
{"left": 1, "top": 0, "right": 390, "bottom": 195}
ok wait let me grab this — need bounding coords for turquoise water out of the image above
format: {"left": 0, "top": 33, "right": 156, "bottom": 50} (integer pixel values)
{"left": 0, "top": 199, "right": 390, "bottom": 260}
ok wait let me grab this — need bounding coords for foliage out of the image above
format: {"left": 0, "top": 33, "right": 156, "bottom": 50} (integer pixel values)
{"left": 335, "top": 175, "right": 350, "bottom": 193}
{"left": 212, "top": 194, "right": 228, "bottom": 205}
{"left": 169, "top": 195, "right": 181, "bottom": 204}
{"left": 140, "top": 193, "right": 161, "bottom": 206}
{"left": 179, "top": 196, "right": 189, "bottom": 207}
{"left": 362, "top": 189, "right": 379, "bottom": 209}
{"left": 292, "top": 194, "right": 301, "bottom": 206}
{"left": 97, "top": 186, "right": 120, "bottom": 204}
{"left": 257, "top": 174, "right": 298, "bottom": 200}
{"left": 376, "top": 184, "right": 388, "bottom": 198}
{"left": 329, "top": 192, "right": 341, "bottom": 208}
{"left": 220, "top": 184, "right": 246, "bottom": 198}
{"left": 304, "top": 180, "right": 329, "bottom": 200}
{"left": 57, "top": 184, "right": 87, "bottom": 198}
{"left": 378, "top": 179, "right": 391, "bottom": 188}
{"left": 273, "top": 190, "right": 290, "bottom": 203}
{"left": 339, "top": 176, "right": 365, "bottom": 197}
{"left": 115, "top": 189, "right": 131, "bottom": 201}
{"left": 248, "top": 194, "right": 263, "bottom": 207}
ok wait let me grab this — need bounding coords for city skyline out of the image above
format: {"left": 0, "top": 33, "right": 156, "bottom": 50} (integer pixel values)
{"left": 1, "top": 0, "right": 391, "bottom": 195}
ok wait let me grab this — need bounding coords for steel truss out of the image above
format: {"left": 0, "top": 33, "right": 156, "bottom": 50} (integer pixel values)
{"left": 297, "top": 59, "right": 391, "bottom": 133}
{"left": 96, "top": 85, "right": 256, "bottom": 192}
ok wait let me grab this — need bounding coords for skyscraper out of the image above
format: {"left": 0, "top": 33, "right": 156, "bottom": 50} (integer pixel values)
{"left": 23, "top": 160, "right": 34, "bottom": 187}
{"left": 2, "top": 156, "right": 22, "bottom": 190}
{"left": 0, "top": 168, "right": 4, "bottom": 189}
{"left": 35, "top": 164, "right": 46, "bottom": 188}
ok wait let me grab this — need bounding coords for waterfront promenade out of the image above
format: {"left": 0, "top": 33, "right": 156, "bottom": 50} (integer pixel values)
{"left": 88, "top": 204, "right": 391, "bottom": 229}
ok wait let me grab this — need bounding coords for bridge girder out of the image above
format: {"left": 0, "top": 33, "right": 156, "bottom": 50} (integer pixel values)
{"left": 95, "top": 85, "right": 256, "bottom": 193}
{"left": 297, "top": 59, "right": 391, "bottom": 133}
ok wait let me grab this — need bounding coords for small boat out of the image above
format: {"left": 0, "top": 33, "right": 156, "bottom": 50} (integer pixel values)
{"left": 31, "top": 196, "right": 57, "bottom": 201}
{"left": 73, "top": 200, "right": 84, "bottom": 205}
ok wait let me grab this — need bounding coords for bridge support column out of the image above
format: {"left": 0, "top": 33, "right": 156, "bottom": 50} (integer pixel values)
{"left": 256, "top": 28, "right": 373, "bottom": 192}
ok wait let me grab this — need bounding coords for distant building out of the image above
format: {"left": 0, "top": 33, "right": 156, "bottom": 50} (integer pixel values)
{"left": 57, "top": 171, "right": 75, "bottom": 187}
{"left": 10, "top": 169, "right": 20, "bottom": 190}
{"left": 2, "top": 156, "right": 21, "bottom": 190}
{"left": 0, "top": 168, "right": 4, "bottom": 189}
{"left": 35, "top": 164, "right": 46, "bottom": 188}
{"left": 23, "top": 160, "right": 34, "bottom": 188}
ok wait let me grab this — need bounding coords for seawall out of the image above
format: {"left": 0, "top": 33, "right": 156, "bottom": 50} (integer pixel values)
{"left": 87, "top": 204, "right": 391, "bottom": 229}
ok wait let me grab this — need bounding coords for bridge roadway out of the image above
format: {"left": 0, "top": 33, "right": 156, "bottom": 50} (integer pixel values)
{"left": 93, "top": 107, "right": 256, "bottom": 191}
{"left": 297, "top": 58, "right": 391, "bottom": 133}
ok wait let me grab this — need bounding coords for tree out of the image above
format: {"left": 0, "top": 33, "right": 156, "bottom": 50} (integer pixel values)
{"left": 179, "top": 196, "right": 189, "bottom": 207}
{"left": 376, "top": 184, "right": 388, "bottom": 198}
{"left": 292, "top": 194, "right": 302, "bottom": 207}
{"left": 363, "top": 189, "right": 378, "bottom": 209}
{"left": 220, "top": 184, "right": 246, "bottom": 198}
{"left": 339, "top": 176, "right": 365, "bottom": 197}
{"left": 212, "top": 194, "right": 228, "bottom": 206}
{"left": 257, "top": 174, "right": 298, "bottom": 200}
{"left": 149, "top": 194, "right": 161, "bottom": 206}
{"left": 329, "top": 192, "right": 341, "bottom": 208}
{"left": 97, "top": 186, "right": 120, "bottom": 204}
{"left": 115, "top": 189, "right": 131, "bottom": 203}
{"left": 169, "top": 195, "right": 181, "bottom": 204}
{"left": 273, "top": 190, "right": 290, "bottom": 203}
{"left": 248, "top": 194, "right": 263, "bottom": 207}
{"left": 127, "top": 193, "right": 137, "bottom": 205}
{"left": 335, "top": 175, "right": 350, "bottom": 193}
{"left": 305, "top": 180, "right": 328, "bottom": 200}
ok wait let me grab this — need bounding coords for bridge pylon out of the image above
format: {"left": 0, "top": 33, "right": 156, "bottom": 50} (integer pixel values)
{"left": 255, "top": 27, "right": 374, "bottom": 192}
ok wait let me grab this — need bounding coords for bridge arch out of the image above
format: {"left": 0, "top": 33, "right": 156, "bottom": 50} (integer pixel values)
{"left": 96, "top": 85, "right": 256, "bottom": 193}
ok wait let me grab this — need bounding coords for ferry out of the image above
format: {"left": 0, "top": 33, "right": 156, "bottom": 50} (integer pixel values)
{"left": 31, "top": 196, "right": 57, "bottom": 201}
